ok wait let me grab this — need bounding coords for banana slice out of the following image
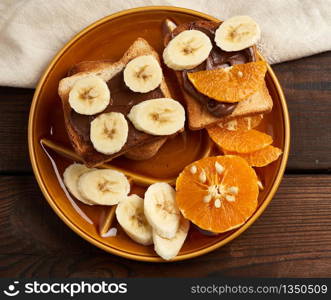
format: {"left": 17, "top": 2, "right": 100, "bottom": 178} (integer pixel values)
{"left": 69, "top": 75, "right": 110, "bottom": 115}
{"left": 116, "top": 194, "right": 153, "bottom": 246}
{"left": 63, "top": 163, "right": 95, "bottom": 205}
{"left": 124, "top": 55, "right": 163, "bottom": 93}
{"left": 77, "top": 169, "right": 130, "bottom": 205}
{"left": 144, "top": 182, "right": 180, "bottom": 239}
{"left": 215, "top": 15, "right": 261, "bottom": 52}
{"left": 163, "top": 30, "right": 212, "bottom": 70}
{"left": 127, "top": 98, "right": 185, "bottom": 136}
{"left": 153, "top": 216, "right": 190, "bottom": 261}
{"left": 90, "top": 112, "right": 128, "bottom": 155}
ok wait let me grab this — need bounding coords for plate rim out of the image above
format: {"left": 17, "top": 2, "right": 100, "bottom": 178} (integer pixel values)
{"left": 28, "top": 5, "right": 290, "bottom": 262}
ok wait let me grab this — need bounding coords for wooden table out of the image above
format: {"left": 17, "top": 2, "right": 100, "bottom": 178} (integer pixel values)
{"left": 0, "top": 52, "right": 330, "bottom": 278}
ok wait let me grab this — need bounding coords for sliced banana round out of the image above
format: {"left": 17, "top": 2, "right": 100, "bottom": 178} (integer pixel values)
{"left": 127, "top": 98, "right": 185, "bottom": 136}
{"left": 215, "top": 15, "right": 261, "bottom": 52}
{"left": 90, "top": 112, "right": 128, "bottom": 155}
{"left": 63, "top": 163, "right": 96, "bottom": 205}
{"left": 77, "top": 169, "right": 130, "bottom": 205}
{"left": 116, "top": 194, "right": 153, "bottom": 246}
{"left": 144, "top": 182, "right": 180, "bottom": 239}
{"left": 153, "top": 216, "right": 190, "bottom": 261}
{"left": 69, "top": 75, "right": 110, "bottom": 115}
{"left": 124, "top": 55, "right": 163, "bottom": 93}
{"left": 163, "top": 29, "right": 212, "bottom": 70}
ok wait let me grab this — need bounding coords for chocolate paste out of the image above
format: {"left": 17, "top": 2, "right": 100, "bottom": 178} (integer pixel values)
{"left": 69, "top": 71, "right": 165, "bottom": 160}
{"left": 173, "top": 21, "right": 256, "bottom": 118}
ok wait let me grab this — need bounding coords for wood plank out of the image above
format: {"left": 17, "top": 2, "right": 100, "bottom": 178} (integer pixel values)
{"left": 0, "top": 87, "right": 33, "bottom": 172}
{"left": 0, "top": 52, "right": 331, "bottom": 172}
{"left": 272, "top": 51, "right": 331, "bottom": 171}
{"left": 0, "top": 175, "right": 330, "bottom": 277}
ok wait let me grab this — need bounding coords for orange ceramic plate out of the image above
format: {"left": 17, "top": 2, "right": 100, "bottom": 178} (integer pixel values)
{"left": 28, "top": 6, "right": 290, "bottom": 262}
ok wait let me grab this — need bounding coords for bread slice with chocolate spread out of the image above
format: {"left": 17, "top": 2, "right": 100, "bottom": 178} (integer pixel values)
{"left": 58, "top": 38, "right": 171, "bottom": 167}
{"left": 163, "top": 19, "right": 273, "bottom": 130}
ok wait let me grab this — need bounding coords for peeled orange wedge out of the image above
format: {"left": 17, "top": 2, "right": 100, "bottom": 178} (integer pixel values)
{"left": 176, "top": 155, "right": 259, "bottom": 233}
{"left": 187, "top": 61, "right": 267, "bottom": 103}
{"left": 217, "top": 114, "right": 263, "bottom": 131}
{"left": 223, "top": 145, "right": 282, "bottom": 167}
{"left": 208, "top": 127, "right": 272, "bottom": 154}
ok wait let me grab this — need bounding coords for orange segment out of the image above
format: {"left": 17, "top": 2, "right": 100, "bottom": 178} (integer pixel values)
{"left": 176, "top": 155, "right": 258, "bottom": 233}
{"left": 218, "top": 114, "right": 263, "bottom": 131}
{"left": 223, "top": 146, "right": 283, "bottom": 167}
{"left": 207, "top": 127, "right": 273, "bottom": 153}
{"left": 187, "top": 61, "right": 267, "bottom": 103}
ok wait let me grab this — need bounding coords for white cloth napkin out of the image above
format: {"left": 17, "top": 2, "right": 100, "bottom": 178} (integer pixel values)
{"left": 0, "top": 0, "right": 330, "bottom": 88}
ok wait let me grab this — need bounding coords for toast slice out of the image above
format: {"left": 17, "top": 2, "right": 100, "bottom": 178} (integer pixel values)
{"left": 58, "top": 38, "right": 171, "bottom": 167}
{"left": 163, "top": 20, "right": 273, "bottom": 130}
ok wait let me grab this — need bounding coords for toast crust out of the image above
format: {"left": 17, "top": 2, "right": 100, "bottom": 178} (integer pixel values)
{"left": 59, "top": 38, "right": 171, "bottom": 167}
{"left": 164, "top": 20, "right": 273, "bottom": 130}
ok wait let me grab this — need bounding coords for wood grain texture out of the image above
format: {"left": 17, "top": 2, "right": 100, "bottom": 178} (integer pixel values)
{"left": 0, "top": 52, "right": 331, "bottom": 172}
{"left": 0, "top": 175, "right": 330, "bottom": 278}
{"left": 272, "top": 51, "right": 331, "bottom": 171}
{"left": 0, "top": 87, "right": 33, "bottom": 173}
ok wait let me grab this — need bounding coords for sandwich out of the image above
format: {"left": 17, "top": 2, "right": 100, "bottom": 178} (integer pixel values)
{"left": 162, "top": 17, "right": 273, "bottom": 130}
{"left": 58, "top": 38, "right": 185, "bottom": 167}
